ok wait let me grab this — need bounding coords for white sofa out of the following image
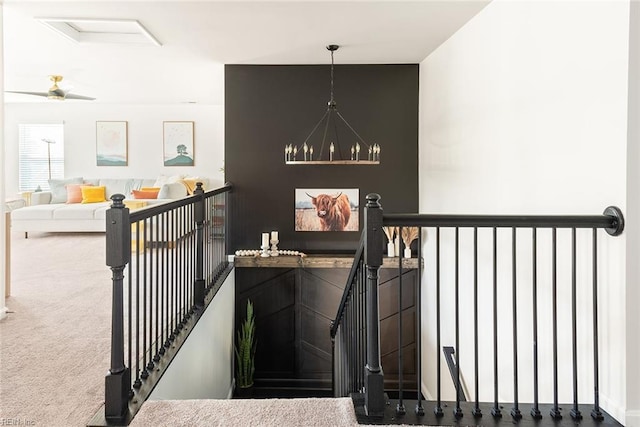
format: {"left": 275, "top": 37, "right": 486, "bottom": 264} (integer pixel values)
{"left": 10, "top": 177, "right": 197, "bottom": 236}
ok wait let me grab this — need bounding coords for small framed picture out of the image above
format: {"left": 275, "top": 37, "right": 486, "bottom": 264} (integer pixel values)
{"left": 96, "top": 121, "right": 128, "bottom": 166}
{"left": 163, "top": 121, "right": 194, "bottom": 166}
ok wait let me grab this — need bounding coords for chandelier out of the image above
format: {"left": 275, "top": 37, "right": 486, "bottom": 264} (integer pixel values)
{"left": 284, "top": 45, "right": 380, "bottom": 165}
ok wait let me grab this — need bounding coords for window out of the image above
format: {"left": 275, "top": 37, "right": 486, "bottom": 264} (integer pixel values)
{"left": 18, "top": 124, "right": 65, "bottom": 191}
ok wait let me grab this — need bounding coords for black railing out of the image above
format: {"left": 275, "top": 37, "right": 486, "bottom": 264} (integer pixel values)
{"left": 332, "top": 193, "right": 624, "bottom": 423}
{"left": 330, "top": 233, "right": 366, "bottom": 398}
{"left": 93, "top": 183, "right": 232, "bottom": 425}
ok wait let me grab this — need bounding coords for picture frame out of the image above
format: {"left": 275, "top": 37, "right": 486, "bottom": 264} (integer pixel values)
{"left": 96, "top": 121, "right": 128, "bottom": 166}
{"left": 163, "top": 121, "right": 194, "bottom": 166}
{"left": 295, "top": 188, "right": 359, "bottom": 232}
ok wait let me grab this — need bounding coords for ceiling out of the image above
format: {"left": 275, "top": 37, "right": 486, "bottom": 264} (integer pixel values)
{"left": 3, "top": 1, "right": 490, "bottom": 105}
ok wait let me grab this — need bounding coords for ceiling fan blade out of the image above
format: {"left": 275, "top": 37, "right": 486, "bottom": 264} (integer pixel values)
{"left": 64, "top": 93, "right": 96, "bottom": 101}
{"left": 5, "top": 90, "right": 49, "bottom": 97}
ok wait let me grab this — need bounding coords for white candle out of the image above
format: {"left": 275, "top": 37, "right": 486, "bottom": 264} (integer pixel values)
{"left": 271, "top": 231, "right": 278, "bottom": 241}
{"left": 262, "top": 233, "right": 269, "bottom": 247}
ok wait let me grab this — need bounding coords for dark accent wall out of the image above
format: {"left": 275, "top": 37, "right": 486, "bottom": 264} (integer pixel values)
{"left": 225, "top": 64, "right": 418, "bottom": 253}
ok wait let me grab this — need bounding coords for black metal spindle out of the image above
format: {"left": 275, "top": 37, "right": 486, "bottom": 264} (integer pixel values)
{"left": 165, "top": 211, "right": 170, "bottom": 344}
{"left": 397, "top": 228, "right": 405, "bottom": 415}
{"left": 415, "top": 228, "right": 424, "bottom": 416}
{"left": 592, "top": 228, "right": 603, "bottom": 420}
{"left": 454, "top": 227, "right": 462, "bottom": 419}
{"left": 473, "top": 227, "right": 481, "bottom": 418}
{"left": 145, "top": 217, "right": 154, "bottom": 373}
{"left": 170, "top": 209, "right": 176, "bottom": 341}
{"left": 435, "top": 227, "right": 443, "bottom": 417}
{"left": 135, "top": 219, "right": 143, "bottom": 384}
{"left": 128, "top": 251, "right": 133, "bottom": 385}
{"left": 531, "top": 228, "right": 541, "bottom": 419}
{"left": 358, "top": 261, "right": 364, "bottom": 391}
{"left": 550, "top": 227, "right": 562, "bottom": 419}
{"left": 154, "top": 215, "right": 161, "bottom": 362}
{"left": 570, "top": 228, "right": 582, "bottom": 420}
{"left": 492, "top": 227, "right": 501, "bottom": 418}
{"left": 511, "top": 227, "right": 521, "bottom": 420}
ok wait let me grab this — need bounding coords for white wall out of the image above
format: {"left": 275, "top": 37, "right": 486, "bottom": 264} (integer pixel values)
{"left": 626, "top": 1, "right": 640, "bottom": 425}
{"left": 1, "top": 4, "right": 7, "bottom": 320}
{"left": 419, "top": 0, "right": 629, "bottom": 423}
{"left": 3, "top": 103, "right": 225, "bottom": 198}
{"left": 149, "top": 269, "right": 235, "bottom": 400}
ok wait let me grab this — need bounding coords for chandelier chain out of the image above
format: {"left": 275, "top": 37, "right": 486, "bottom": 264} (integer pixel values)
{"left": 330, "top": 49, "right": 335, "bottom": 104}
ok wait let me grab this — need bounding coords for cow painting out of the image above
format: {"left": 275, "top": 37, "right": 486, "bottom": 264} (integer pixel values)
{"left": 306, "top": 192, "right": 351, "bottom": 231}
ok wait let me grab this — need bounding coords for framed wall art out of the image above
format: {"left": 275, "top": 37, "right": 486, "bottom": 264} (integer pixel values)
{"left": 96, "top": 121, "right": 128, "bottom": 166}
{"left": 295, "top": 188, "right": 359, "bottom": 232}
{"left": 163, "top": 121, "right": 194, "bottom": 166}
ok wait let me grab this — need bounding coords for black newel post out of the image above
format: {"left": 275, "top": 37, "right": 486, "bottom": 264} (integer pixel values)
{"left": 104, "top": 194, "right": 132, "bottom": 420}
{"left": 364, "top": 193, "right": 385, "bottom": 417}
{"left": 194, "top": 183, "right": 205, "bottom": 308}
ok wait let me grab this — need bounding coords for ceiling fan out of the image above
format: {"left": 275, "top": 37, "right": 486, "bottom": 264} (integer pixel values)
{"left": 6, "top": 75, "right": 96, "bottom": 101}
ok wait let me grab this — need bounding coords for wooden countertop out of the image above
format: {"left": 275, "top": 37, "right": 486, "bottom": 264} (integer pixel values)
{"left": 233, "top": 254, "right": 421, "bottom": 269}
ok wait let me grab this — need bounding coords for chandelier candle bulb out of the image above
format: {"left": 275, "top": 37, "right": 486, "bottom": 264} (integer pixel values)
{"left": 330, "top": 142, "right": 334, "bottom": 161}
{"left": 309, "top": 146, "right": 314, "bottom": 161}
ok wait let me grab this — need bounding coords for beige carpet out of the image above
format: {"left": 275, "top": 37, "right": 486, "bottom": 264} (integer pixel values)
{"left": 131, "top": 397, "right": 359, "bottom": 427}
{"left": 0, "top": 231, "right": 379, "bottom": 427}
{"left": 0, "top": 231, "right": 111, "bottom": 427}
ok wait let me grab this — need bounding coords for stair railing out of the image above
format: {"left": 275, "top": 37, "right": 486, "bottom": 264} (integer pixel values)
{"left": 90, "top": 183, "right": 232, "bottom": 425}
{"left": 332, "top": 192, "right": 625, "bottom": 423}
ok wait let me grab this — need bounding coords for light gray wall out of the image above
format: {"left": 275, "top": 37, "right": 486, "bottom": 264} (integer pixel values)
{"left": 419, "top": 0, "right": 630, "bottom": 423}
{"left": 150, "top": 269, "right": 235, "bottom": 400}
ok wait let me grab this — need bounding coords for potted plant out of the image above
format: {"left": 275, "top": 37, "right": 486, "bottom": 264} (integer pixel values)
{"left": 235, "top": 299, "right": 256, "bottom": 396}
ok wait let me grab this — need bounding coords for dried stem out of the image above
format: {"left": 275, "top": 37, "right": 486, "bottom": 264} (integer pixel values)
{"left": 401, "top": 227, "right": 419, "bottom": 248}
{"left": 383, "top": 226, "right": 397, "bottom": 242}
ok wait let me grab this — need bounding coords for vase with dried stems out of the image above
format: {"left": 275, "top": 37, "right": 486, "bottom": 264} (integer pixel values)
{"left": 401, "top": 227, "right": 419, "bottom": 258}
{"left": 383, "top": 226, "right": 397, "bottom": 257}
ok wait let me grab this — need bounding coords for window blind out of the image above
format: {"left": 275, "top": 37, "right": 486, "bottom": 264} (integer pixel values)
{"left": 18, "top": 124, "right": 65, "bottom": 191}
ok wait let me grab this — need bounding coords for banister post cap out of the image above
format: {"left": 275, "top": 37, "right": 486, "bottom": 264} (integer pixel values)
{"left": 110, "top": 194, "right": 126, "bottom": 208}
{"left": 366, "top": 193, "right": 381, "bottom": 208}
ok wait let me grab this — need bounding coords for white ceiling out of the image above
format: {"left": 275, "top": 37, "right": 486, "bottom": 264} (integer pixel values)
{"left": 3, "top": 1, "right": 490, "bottom": 105}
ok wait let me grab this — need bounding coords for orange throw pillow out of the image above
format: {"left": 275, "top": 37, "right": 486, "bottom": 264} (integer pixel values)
{"left": 66, "top": 184, "right": 92, "bottom": 204}
{"left": 132, "top": 189, "right": 159, "bottom": 199}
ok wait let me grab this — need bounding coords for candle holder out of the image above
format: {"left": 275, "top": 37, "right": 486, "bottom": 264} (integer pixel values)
{"left": 260, "top": 244, "right": 270, "bottom": 258}
{"left": 270, "top": 239, "right": 279, "bottom": 256}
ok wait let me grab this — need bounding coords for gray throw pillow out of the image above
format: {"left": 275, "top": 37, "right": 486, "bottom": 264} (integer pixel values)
{"left": 48, "top": 177, "right": 83, "bottom": 204}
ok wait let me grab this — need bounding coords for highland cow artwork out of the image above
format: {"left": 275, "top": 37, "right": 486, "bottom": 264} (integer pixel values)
{"left": 295, "top": 188, "right": 359, "bottom": 232}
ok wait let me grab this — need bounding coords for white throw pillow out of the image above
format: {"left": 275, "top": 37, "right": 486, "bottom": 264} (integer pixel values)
{"left": 48, "top": 177, "right": 83, "bottom": 203}
{"left": 153, "top": 174, "right": 185, "bottom": 188}
{"left": 157, "top": 182, "right": 188, "bottom": 199}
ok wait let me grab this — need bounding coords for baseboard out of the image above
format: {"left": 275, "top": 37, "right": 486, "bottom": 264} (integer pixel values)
{"left": 600, "top": 393, "right": 626, "bottom": 425}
